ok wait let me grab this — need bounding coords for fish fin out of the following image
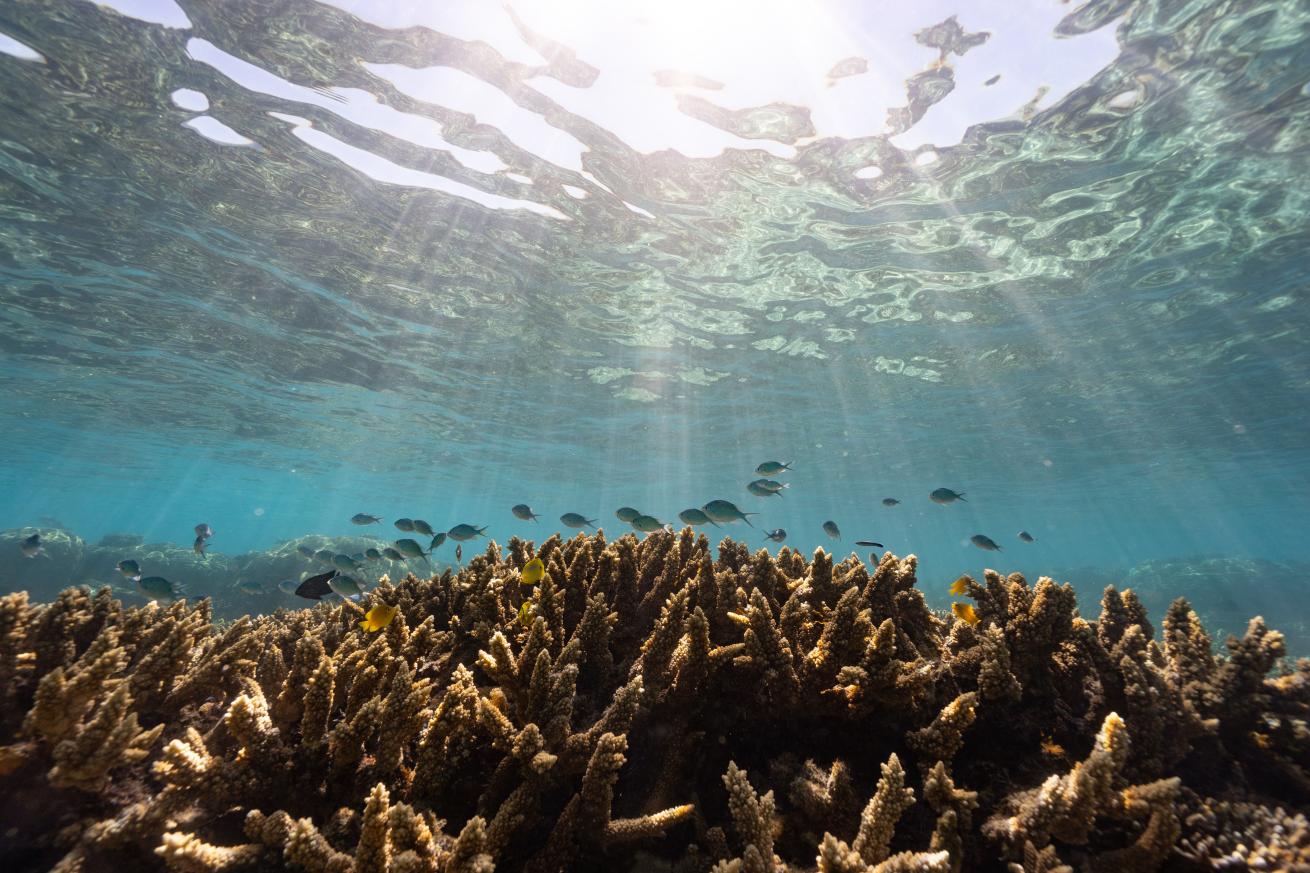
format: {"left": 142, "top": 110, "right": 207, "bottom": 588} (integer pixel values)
{"left": 958, "top": 493, "right": 967, "bottom": 501}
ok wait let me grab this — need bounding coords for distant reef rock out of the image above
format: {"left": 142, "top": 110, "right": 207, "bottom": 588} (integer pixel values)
{"left": 0, "top": 531, "right": 1307, "bottom": 872}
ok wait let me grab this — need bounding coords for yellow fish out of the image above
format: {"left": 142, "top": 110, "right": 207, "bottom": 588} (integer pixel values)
{"left": 949, "top": 576, "right": 968, "bottom": 596}
{"left": 518, "top": 601, "right": 533, "bottom": 627}
{"left": 521, "top": 557, "right": 545, "bottom": 585}
{"left": 952, "top": 601, "right": 980, "bottom": 625}
{"left": 360, "top": 603, "right": 398, "bottom": 633}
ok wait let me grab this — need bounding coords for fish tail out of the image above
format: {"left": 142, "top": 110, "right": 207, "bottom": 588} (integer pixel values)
{"left": 742, "top": 514, "right": 756, "bottom": 527}
{"left": 958, "top": 493, "right": 967, "bottom": 501}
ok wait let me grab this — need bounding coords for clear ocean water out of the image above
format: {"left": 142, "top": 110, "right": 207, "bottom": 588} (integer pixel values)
{"left": 0, "top": 0, "right": 1307, "bottom": 645}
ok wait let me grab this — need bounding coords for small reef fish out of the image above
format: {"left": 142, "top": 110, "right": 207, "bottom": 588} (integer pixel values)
{"left": 822, "top": 521, "right": 841, "bottom": 540}
{"left": 615, "top": 507, "right": 642, "bottom": 523}
{"left": 970, "top": 534, "right": 1003, "bottom": 552}
{"left": 521, "top": 557, "right": 545, "bottom": 585}
{"left": 194, "top": 523, "right": 214, "bottom": 539}
{"left": 352, "top": 513, "right": 383, "bottom": 525}
{"left": 447, "top": 524, "right": 487, "bottom": 542}
{"left": 21, "top": 533, "right": 42, "bottom": 558}
{"left": 360, "top": 603, "right": 398, "bottom": 633}
{"left": 333, "top": 553, "right": 362, "bottom": 571}
{"left": 754, "top": 479, "right": 788, "bottom": 493}
{"left": 952, "top": 602, "right": 980, "bottom": 625}
{"left": 702, "top": 500, "right": 756, "bottom": 527}
{"left": 394, "top": 539, "right": 428, "bottom": 559}
{"left": 949, "top": 576, "right": 969, "bottom": 596}
{"left": 854, "top": 540, "right": 883, "bottom": 548}
{"left": 137, "top": 576, "right": 182, "bottom": 601}
{"left": 429, "top": 532, "right": 447, "bottom": 550}
{"left": 294, "top": 570, "right": 337, "bottom": 600}
{"left": 755, "top": 461, "right": 792, "bottom": 475}
{"left": 455, "top": 544, "right": 463, "bottom": 563}
{"left": 560, "top": 513, "right": 597, "bottom": 529}
{"left": 117, "top": 559, "right": 142, "bottom": 581}
{"left": 364, "top": 548, "right": 382, "bottom": 561}
{"left": 631, "top": 515, "right": 668, "bottom": 533}
{"left": 763, "top": 528, "right": 787, "bottom": 543}
{"left": 930, "top": 488, "right": 966, "bottom": 505}
{"left": 329, "top": 575, "right": 364, "bottom": 599}
{"left": 314, "top": 549, "right": 334, "bottom": 563}
{"left": 677, "top": 508, "right": 715, "bottom": 527}
{"left": 193, "top": 536, "right": 207, "bottom": 556}
{"left": 297, "top": 545, "right": 316, "bottom": 559}
{"left": 512, "top": 504, "right": 540, "bottom": 521}
{"left": 1018, "top": 530, "right": 1035, "bottom": 543}
{"left": 517, "top": 601, "right": 533, "bottom": 627}
{"left": 882, "top": 498, "right": 900, "bottom": 507}
{"left": 747, "top": 480, "right": 786, "bottom": 498}
{"left": 394, "top": 518, "right": 415, "bottom": 532}
{"left": 382, "top": 547, "right": 404, "bottom": 561}
{"left": 412, "top": 519, "right": 435, "bottom": 537}
{"left": 277, "top": 579, "right": 299, "bottom": 595}
{"left": 236, "top": 580, "right": 263, "bottom": 595}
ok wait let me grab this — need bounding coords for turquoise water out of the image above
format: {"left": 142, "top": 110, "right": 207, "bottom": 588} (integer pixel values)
{"left": 0, "top": 1, "right": 1307, "bottom": 641}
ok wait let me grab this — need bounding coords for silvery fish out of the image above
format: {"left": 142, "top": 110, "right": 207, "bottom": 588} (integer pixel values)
{"left": 1018, "top": 531, "right": 1035, "bottom": 543}
{"left": 971, "top": 534, "right": 1002, "bottom": 551}
{"left": 560, "top": 513, "right": 597, "bottom": 529}
{"left": 382, "top": 547, "right": 404, "bottom": 561}
{"left": 236, "top": 579, "right": 262, "bottom": 595}
{"left": 394, "top": 518, "right": 415, "bottom": 532}
{"left": 447, "top": 524, "right": 487, "bottom": 541}
{"left": 364, "top": 548, "right": 382, "bottom": 561}
{"left": 333, "top": 553, "right": 361, "bottom": 571}
{"left": 755, "top": 461, "right": 792, "bottom": 475}
{"left": 677, "top": 508, "right": 714, "bottom": 526}
{"left": 329, "top": 574, "right": 364, "bottom": 599}
{"left": 631, "top": 515, "right": 668, "bottom": 533}
{"left": 747, "top": 479, "right": 786, "bottom": 498}
{"left": 137, "top": 575, "right": 182, "bottom": 600}
{"left": 822, "top": 520, "right": 841, "bottom": 540}
{"left": 512, "top": 504, "right": 540, "bottom": 521}
{"left": 117, "top": 559, "right": 142, "bottom": 580}
{"left": 882, "top": 498, "right": 900, "bottom": 507}
{"left": 277, "top": 579, "right": 299, "bottom": 595}
{"left": 930, "top": 488, "right": 966, "bottom": 505}
{"left": 352, "top": 513, "right": 382, "bottom": 525}
{"left": 855, "top": 540, "right": 884, "bottom": 548}
{"left": 429, "top": 532, "right": 446, "bottom": 550}
{"left": 315, "top": 549, "right": 334, "bottom": 563}
{"left": 702, "top": 500, "right": 756, "bottom": 527}
{"left": 412, "top": 519, "right": 435, "bottom": 537}
{"left": 394, "top": 538, "right": 428, "bottom": 558}
{"left": 615, "top": 507, "right": 642, "bottom": 523}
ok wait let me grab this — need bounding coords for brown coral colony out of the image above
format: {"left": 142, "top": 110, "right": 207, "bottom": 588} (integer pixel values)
{"left": 1, "top": 531, "right": 1307, "bottom": 872}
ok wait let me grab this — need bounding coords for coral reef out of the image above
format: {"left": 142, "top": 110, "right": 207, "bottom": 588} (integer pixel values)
{"left": 0, "top": 533, "right": 1307, "bottom": 872}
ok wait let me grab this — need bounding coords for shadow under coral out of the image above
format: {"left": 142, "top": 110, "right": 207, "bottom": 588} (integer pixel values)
{"left": 0, "top": 531, "right": 1307, "bottom": 872}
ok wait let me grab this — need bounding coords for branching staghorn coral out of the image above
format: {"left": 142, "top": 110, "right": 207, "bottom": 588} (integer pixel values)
{"left": 1, "top": 536, "right": 1308, "bottom": 873}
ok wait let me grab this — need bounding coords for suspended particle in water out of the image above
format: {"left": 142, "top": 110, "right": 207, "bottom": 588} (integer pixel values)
{"left": 254, "top": 507, "right": 265, "bottom": 517}
{"left": 1042, "top": 459, "right": 1053, "bottom": 468}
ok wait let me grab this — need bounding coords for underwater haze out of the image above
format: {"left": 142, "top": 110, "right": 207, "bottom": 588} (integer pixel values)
{"left": 0, "top": 0, "right": 1308, "bottom": 643}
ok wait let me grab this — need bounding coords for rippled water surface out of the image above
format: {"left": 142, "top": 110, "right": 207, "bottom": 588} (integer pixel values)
{"left": 0, "top": 0, "right": 1307, "bottom": 609}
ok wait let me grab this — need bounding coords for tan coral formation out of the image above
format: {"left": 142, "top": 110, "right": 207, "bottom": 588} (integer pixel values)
{"left": 0, "top": 537, "right": 1307, "bottom": 872}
